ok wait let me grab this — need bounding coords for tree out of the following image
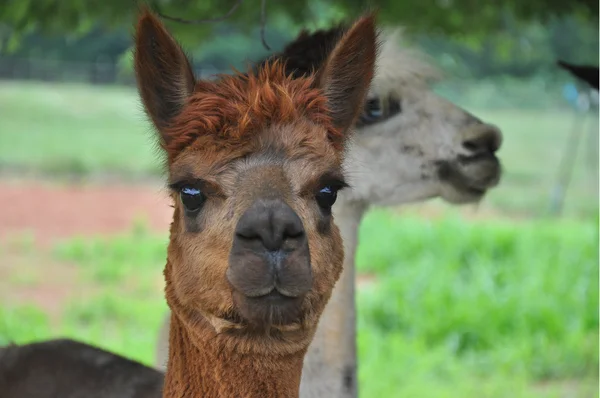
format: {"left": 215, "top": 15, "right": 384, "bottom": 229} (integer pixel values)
{"left": 1, "top": 0, "right": 598, "bottom": 51}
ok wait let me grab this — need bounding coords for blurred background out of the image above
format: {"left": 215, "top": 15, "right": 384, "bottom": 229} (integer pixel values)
{"left": 0, "top": 0, "right": 598, "bottom": 397}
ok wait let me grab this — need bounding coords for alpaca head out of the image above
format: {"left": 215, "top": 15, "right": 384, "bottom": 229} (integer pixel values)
{"left": 257, "top": 26, "right": 503, "bottom": 208}
{"left": 133, "top": 9, "right": 377, "bottom": 354}
{"left": 345, "top": 29, "right": 503, "bottom": 206}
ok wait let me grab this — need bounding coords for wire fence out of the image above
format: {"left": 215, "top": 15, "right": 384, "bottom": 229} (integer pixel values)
{"left": 0, "top": 57, "right": 227, "bottom": 86}
{"left": 2, "top": 56, "right": 599, "bottom": 113}
{"left": 0, "top": 57, "right": 129, "bottom": 85}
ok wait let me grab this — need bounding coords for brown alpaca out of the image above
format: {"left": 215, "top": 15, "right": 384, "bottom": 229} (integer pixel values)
{"left": 133, "top": 7, "right": 376, "bottom": 397}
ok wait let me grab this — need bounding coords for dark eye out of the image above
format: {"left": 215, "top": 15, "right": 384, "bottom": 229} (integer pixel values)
{"left": 315, "top": 185, "right": 338, "bottom": 211}
{"left": 357, "top": 96, "right": 403, "bottom": 126}
{"left": 389, "top": 96, "right": 401, "bottom": 116}
{"left": 365, "top": 98, "right": 383, "bottom": 118}
{"left": 180, "top": 185, "right": 206, "bottom": 212}
{"left": 358, "top": 98, "right": 383, "bottom": 125}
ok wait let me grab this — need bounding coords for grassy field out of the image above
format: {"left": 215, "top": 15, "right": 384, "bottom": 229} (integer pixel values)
{"left": 0, "top": 80, "right": 598, "bottom": 397}
{"left": 0, "top": 80, "right": 598, "bottom": 218}
{"left": 0, "top": 81, "right": 161, "bottom": 176}
{"left": 0, "top": 212, "right": 597, "bottom": 397}
{"left": 356, "top": 210, "right": 598, "bottom": 397}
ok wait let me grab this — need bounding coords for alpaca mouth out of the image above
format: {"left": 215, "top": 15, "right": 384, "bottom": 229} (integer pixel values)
{"left": 231, "top": 289, "right": 305, "bottom": 328}
{"left": 250, "top": 289, "right": 299, "bottom": 302}
{"left": 242, "top": 285, "right": 301, "bottom": 299}
{"left": 436, "top": 155, "right": 501, "bottom": 203}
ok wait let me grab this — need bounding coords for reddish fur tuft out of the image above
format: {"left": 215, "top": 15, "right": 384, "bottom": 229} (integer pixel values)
{"left": 133, "top": 8, "right": 377, "bottom": 165}
{"left": 163, "top": 60, "right": 342, "bottom": 161}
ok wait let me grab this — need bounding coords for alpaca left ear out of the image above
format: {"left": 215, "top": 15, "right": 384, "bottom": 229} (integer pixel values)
{"left": 133, "top": 7, "right": 196, "bottom": 146}
{"left": 315, "top": 14, "right": 378, "bottom": 141}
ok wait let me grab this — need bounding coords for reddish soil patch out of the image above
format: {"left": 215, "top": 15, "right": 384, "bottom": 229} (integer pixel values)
{"left": 0, "top": 178, "right": 173, "bottom": 247}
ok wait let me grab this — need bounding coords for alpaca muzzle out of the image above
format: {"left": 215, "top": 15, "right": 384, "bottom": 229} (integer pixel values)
{"left": 226, "top": 198, "right": 313, "bottom": 326}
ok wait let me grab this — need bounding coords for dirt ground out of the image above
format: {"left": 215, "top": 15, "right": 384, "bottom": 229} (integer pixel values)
{"left": 0, "top": 177, "right": 173, "bottom": 247}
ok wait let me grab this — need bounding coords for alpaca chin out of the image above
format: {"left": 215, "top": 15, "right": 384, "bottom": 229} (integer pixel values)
{"left": 436, "top": 154, "right": 501, "bottom": 204}
{"left": 232, "top": 290, "right": 306, "bottom": 329}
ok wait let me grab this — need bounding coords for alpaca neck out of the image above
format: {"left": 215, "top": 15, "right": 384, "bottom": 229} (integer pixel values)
{"left": 162, "top": 312, "right": 306, "bottom": 398}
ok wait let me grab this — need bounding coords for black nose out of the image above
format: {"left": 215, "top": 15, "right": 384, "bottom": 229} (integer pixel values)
{"left": 462, "top": 125, "right": 502, "bottom": 155}
{"left": 235, "top": 199, "right": 305, "bottom": 252}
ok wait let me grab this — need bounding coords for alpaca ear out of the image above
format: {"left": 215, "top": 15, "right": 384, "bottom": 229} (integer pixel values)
{"left": 133, "top": 8, "right": 196, "bottom": 145}
{"left": 557, "top": 60, "right": 599, "bottom": 90}
{"left": 316, "top": 14, "right": 378, "bottom": 139}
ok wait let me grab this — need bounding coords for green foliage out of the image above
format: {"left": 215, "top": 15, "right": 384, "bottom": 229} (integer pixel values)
{"left": 355, "top": 211, "right": 598, "bottom": 396}
{"left": 0, "top": 27, "right": 131, "bottom": 61}
{"left": 357, "top": 212, "right": 597, "bottom": 366}
{"left": 2, "top": 2, "right": 597, "bottom": 82}
{"left": 0, "top": 305, "right": 51, "bottom": 346}
{"left": 418, "top": 14, "right": 599, "bottom": 80}
{"left": 53, "top": 222, "right": 168, "bottom": 284}
{"left": 0, "top": 0, "right": 597, "bottom": 44}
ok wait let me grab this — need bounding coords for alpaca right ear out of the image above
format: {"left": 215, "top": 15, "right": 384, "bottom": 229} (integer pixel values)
{"left": 134, "top": 8, "right": 196, "bottom": 145}
{"left": 315, "top": 14, "right": 378, "bottom": 143}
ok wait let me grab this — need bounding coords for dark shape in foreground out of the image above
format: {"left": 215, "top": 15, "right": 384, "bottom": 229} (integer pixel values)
{"left": 0, "top": 339, "right": 163, "bottom": 398}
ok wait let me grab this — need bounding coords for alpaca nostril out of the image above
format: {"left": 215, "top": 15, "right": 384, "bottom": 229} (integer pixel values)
{"left": 235, "top": 230, "right": 261, "bottom": 241}
{"left": 462, "top": 140, "right": 479, "bottom": 152}
{"left": 282, "top": 223, "right": 305, "bottom": 241}
{"left": 463, "top": 126, "right": 502, "bottom": 155}
{"left": 235, "top": 198, "right": 306, "bottom": 252}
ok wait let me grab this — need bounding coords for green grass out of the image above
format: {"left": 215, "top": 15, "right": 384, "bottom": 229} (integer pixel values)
{"left": 0, "top": 81, "right": 162, "bottom": 176}
{"left": 356, "top": 210, "right": 598, "bottom": 397}
{"left": 0, "top": 223, "right": 169, "bottom": 365}
{"left": 1, "top": 211, "right": 597, "bottom": 397}
{"left": 0, "top": 80, "right": 597, "bottom": 218}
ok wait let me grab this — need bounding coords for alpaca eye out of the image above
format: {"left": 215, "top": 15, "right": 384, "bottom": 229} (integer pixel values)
{"left": 315, "top": 185, "right": 338, "bottom": 211}
{"left": 365, "top": 98, "right": 382, "bottom": 117}
{"left": 388, "top": 96, "right": 402, "bottom": 116}
{"left": 180, "top": 186, "right": 205, "bottom": 212}
{"left": 358, "top": 97, "right": 384, "bottom": 126}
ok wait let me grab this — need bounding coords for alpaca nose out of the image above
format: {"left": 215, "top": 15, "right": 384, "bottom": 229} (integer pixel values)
{"left": 462, "top": 124, "right": 502, "bottom": 155}
{"left": 229, "top": 198, "right": 311, "bottom": 300}
{"left": 234, "top": 198, "right": 306, "bottom": 253}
